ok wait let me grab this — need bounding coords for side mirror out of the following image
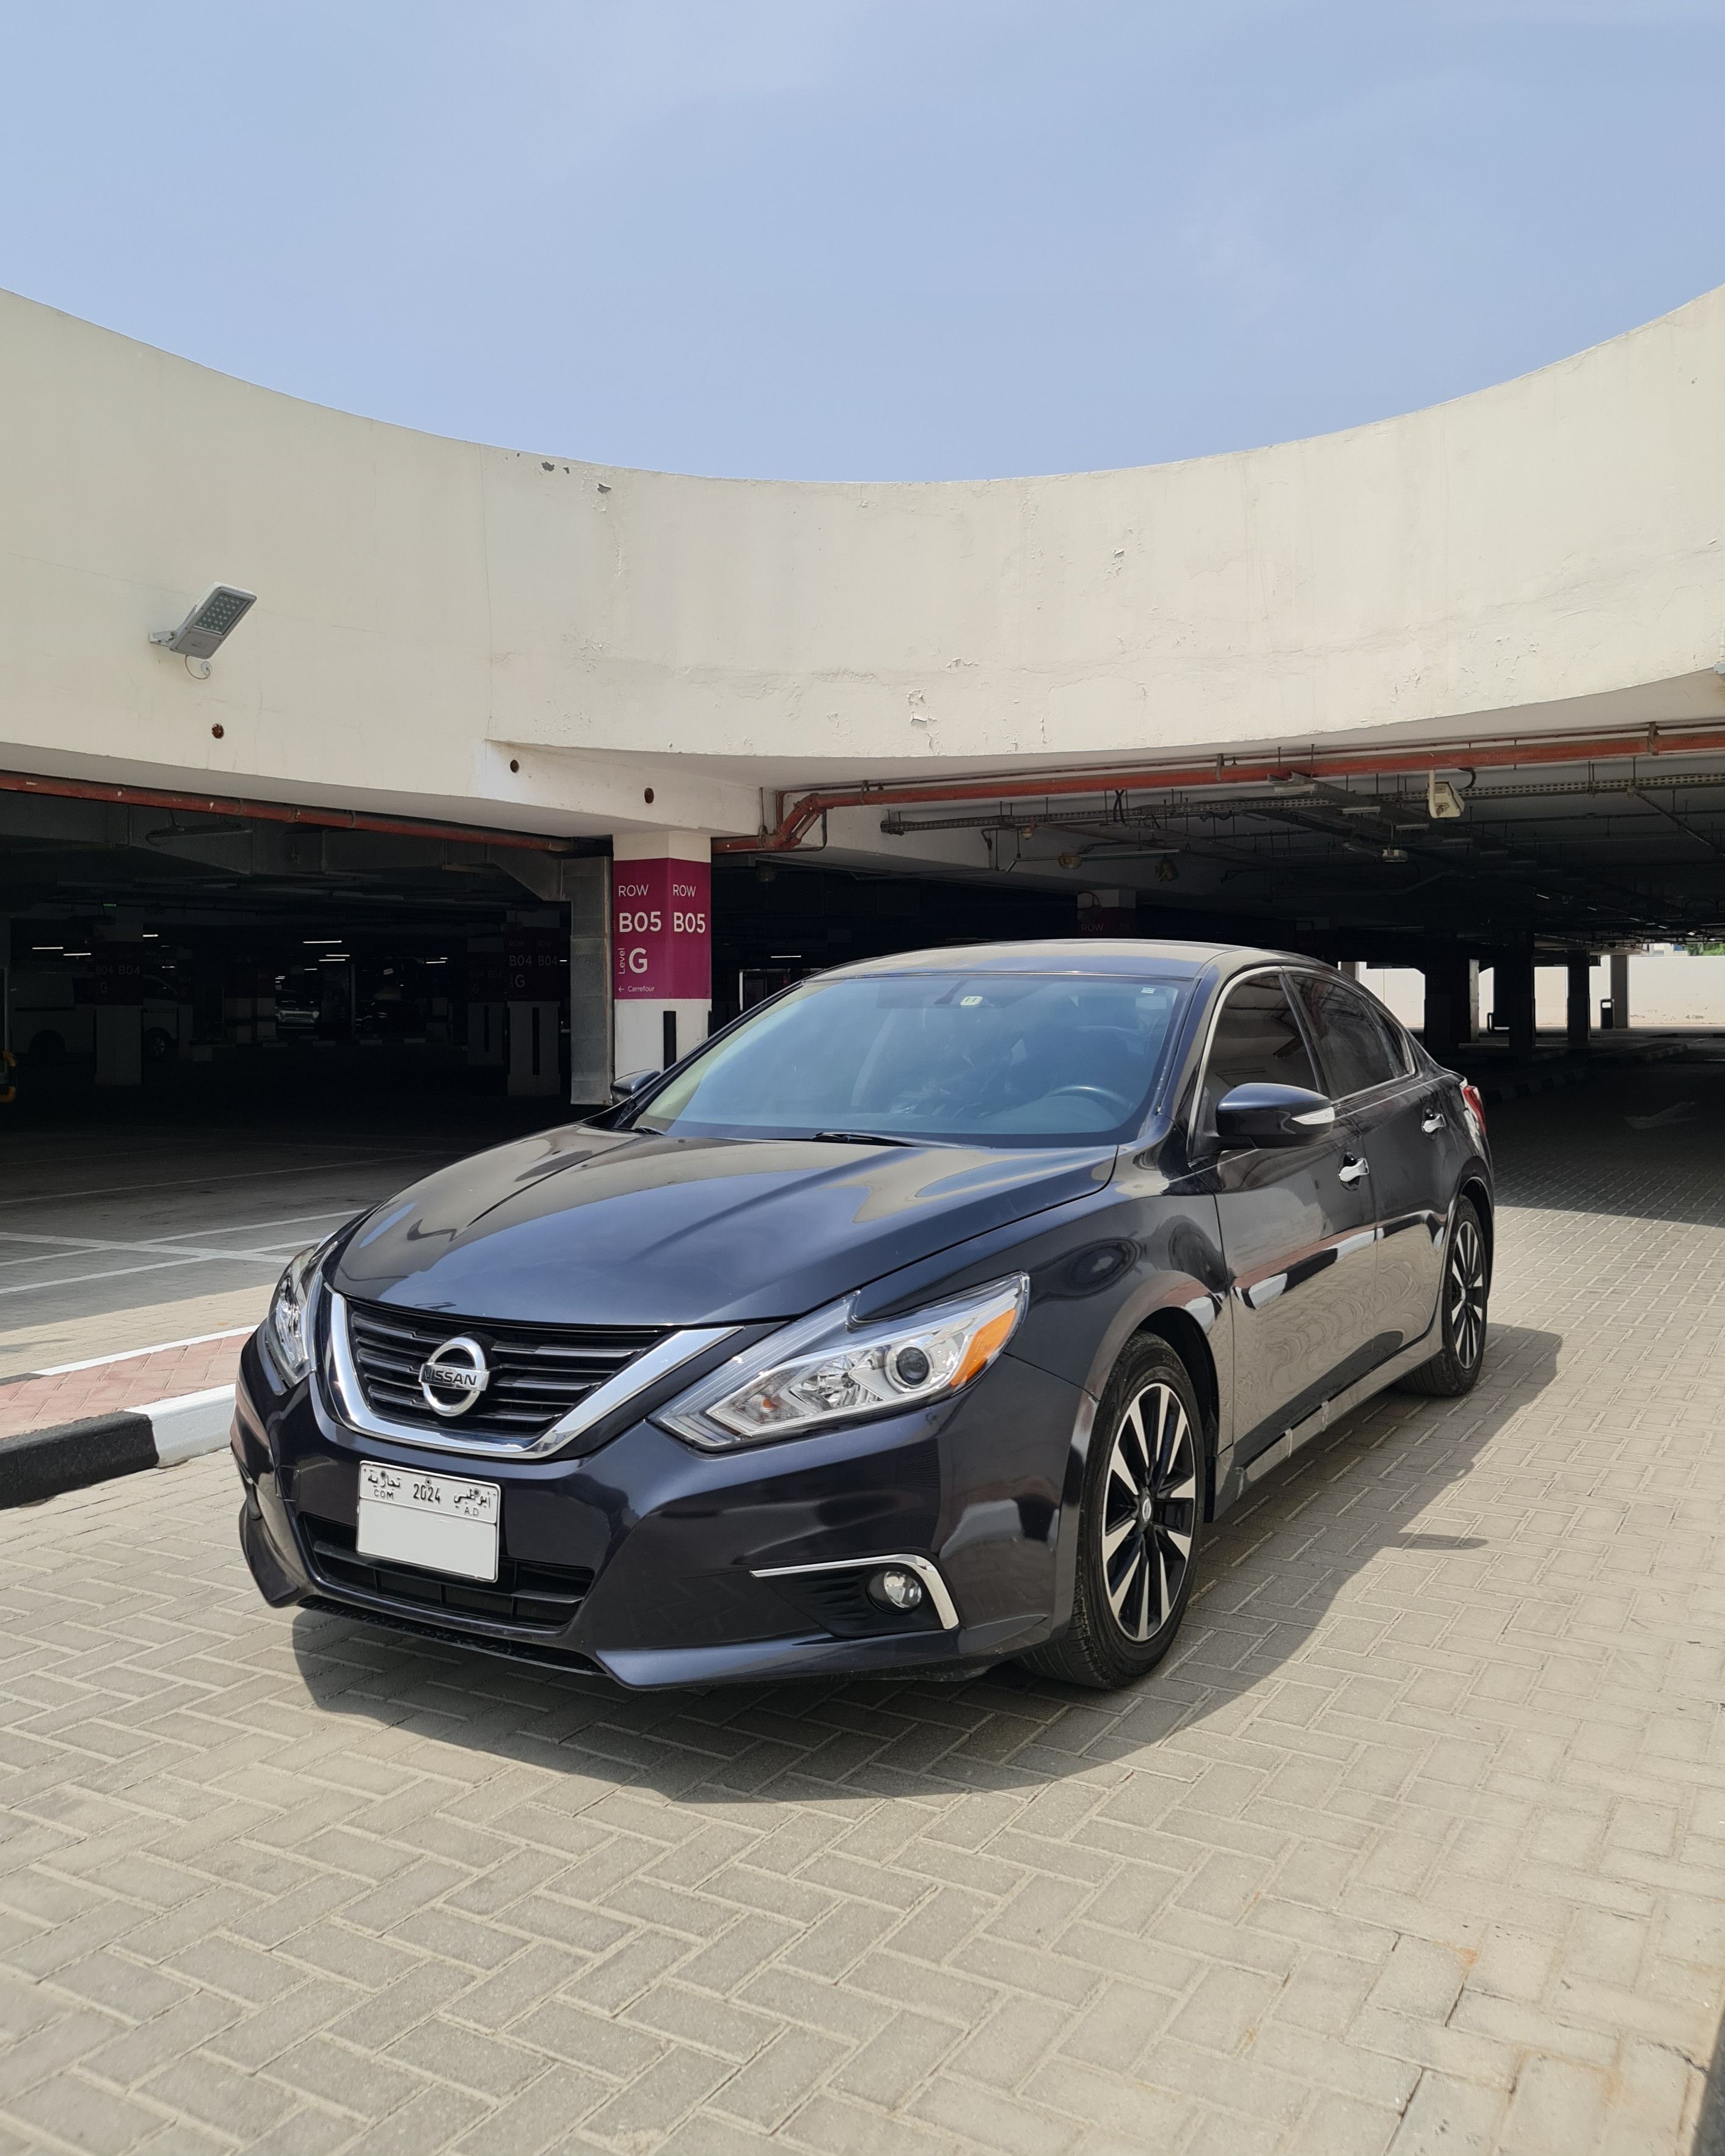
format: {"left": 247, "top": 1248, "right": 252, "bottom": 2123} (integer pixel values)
{"left": 609, "top": 1068, "right": 660, "bottom": 1104}
{"left": 1215, "top": 1082, "right": 1335, "bottom": 1148}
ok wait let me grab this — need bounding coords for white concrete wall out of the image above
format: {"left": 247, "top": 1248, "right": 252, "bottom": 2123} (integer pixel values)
{"left": 2, "top": 283, "right": 1724, "bottom": 842}
{"left": 1362, "top": 957, "right": 1725, "bottom": 1036}
{"left": 1624, "top": 955, "right": 1725, "bottom": 1028}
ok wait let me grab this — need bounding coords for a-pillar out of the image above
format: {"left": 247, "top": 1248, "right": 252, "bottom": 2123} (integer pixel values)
{"left": 612, "top": 832, "right": 712, "bottom": 1081}
{"left": 1422, "top": 949, "right": 1477, "bottom": 1062}
{"left": 1566, "top": 951, "right": 1594, "bottom": 1051}
{"left": 1497, "top": 949, "right": 1536, "bottom": 1062}
{"left": 1609, "top": 952, "right": 1631, "bottom": 1033}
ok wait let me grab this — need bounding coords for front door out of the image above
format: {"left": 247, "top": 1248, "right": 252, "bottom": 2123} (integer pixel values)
{"left": 1289, "top": 972, "right": 1448, "bottom": 1355}
{"left": 1198, "top": 972, "right": 1382, "bottom": 1466}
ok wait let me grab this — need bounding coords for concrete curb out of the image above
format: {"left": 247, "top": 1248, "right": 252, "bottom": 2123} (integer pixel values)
{"left": 0, "top": 1385, "right": 235, "bottom": 1509}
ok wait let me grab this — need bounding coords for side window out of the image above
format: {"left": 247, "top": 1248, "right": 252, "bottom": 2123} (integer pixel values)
{"left": 1293, "top": 975, "right": 1407, "bottom": 1099}
{"left": 1200, "top": 975, "right": 1321, "bottom": 1124}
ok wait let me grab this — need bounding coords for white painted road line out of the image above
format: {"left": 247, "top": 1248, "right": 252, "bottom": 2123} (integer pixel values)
{"left": 33, "top": 1327, "right": 255, "bottom": 1378}
{"left": 0, "top": 1256, "right": 270, "bottom": 1300}
{"left": 0, "top": 1150, "right": 440, "bottom": 1209}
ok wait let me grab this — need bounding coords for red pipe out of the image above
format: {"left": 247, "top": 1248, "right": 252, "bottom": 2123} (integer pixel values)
{"left": 714, "top": 718, "right": 1725, "bottom": 854}
{"left": 0, "top": 769, "right": 572, "bottom": 853}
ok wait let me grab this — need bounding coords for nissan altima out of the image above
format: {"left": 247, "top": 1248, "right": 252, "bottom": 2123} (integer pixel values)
{"left": 233, "top": 941, "right": 1492, "bottom": 1691}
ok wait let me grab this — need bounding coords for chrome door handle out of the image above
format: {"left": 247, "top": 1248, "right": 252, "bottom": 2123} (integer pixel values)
{"left": 1421, "top": 1114, "right": 1445, "bottom": 1134}
{"left": 1338, "top": 1157, "right": 1369, "bottom": 1185}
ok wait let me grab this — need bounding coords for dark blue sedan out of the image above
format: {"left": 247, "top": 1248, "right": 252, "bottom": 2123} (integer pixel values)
{"left": 233, "top": 941, "right": 1492, "bottom": 1691}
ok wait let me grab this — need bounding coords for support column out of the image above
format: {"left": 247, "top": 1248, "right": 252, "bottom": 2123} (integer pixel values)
{"left": 1566, "top": 951, "right": 1593, "bottom": 1052}
{"left": 612, "top": 832, "right": 712, "bottom": 1082}
{"left": 505, "top": 913, "right": 563, "bottom": 1098}
{"left": 93, "top": 918, "right": 144, "bottom": 1087}
{"left": 1609, "top": 952, "right": 1631, "bottom": 1033}
{"left": 1422, "top": 949, "right": 1476, "bottom": 1063}
{"left": 465, "top": 936, "right": 505, "bottom": 1067}
{"left": 566, "top": 858, "right": 610, "bottom": 1107}
{"left": 1498, "top": 949, "right": 1536, "bottom": 1062}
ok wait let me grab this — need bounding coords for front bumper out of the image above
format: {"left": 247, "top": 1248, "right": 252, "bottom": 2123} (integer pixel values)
{"left": 232, "top": 1331, "right": 1082, "bottom": 1688}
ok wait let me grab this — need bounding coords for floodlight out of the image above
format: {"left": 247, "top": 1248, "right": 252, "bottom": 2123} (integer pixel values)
{"left": 150, "top": 585, "right": 257, "bottom": 660}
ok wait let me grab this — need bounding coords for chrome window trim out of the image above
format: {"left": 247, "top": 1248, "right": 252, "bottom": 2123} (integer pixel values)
{"left": 750, "top": 1552, "right": 961, "bottom": 1631}
{"left": 324, "top": 1291, "right": 735, "bottom": 1460}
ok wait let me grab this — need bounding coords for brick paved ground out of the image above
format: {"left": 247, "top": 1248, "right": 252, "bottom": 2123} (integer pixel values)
{"left": 0, "top": 1336, "right": 247, "bottom": 1443}
{"left": 3, "top": 1059, "right": 1724, "bottom": 2155}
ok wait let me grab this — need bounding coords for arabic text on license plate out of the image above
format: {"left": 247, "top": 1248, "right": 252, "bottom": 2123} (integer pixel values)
{"left": 356, "top": 1462, "right": 500, "bottom": 1583}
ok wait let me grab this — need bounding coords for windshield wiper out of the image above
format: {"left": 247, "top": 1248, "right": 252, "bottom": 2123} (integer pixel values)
{"left": 811, "top": 1129, "right": 920, "bottom": 1148}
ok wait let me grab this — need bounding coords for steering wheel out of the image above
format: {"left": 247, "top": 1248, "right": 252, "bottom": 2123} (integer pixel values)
{"left": 1043, "top": 1083, "right": 1134, "bottom": 1116}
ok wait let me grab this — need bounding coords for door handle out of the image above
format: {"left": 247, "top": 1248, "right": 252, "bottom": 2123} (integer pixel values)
{"left": 1421, "top": 1114, "right": 1445, "bottom": 1134}
{"left": 1338, "top": 1156, "right": 1369, "bottom": 1185}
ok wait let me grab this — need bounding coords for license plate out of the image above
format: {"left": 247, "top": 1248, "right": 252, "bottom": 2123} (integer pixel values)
{"left": 356, "top": 1462, "right": 500, "bottom": 1583}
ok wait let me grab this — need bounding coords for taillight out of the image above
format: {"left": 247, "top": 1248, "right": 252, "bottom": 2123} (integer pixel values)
{"left": 1461, "top": 1079, "right": 1486, "bottom": 1133}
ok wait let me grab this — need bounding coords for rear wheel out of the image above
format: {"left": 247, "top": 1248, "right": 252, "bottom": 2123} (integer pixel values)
{"left": 1025, "top": 1335, "right": 1203, "bottom": 1691}
{"left": 1396, "top": 1196, "right": 1488, "bottom": 1397}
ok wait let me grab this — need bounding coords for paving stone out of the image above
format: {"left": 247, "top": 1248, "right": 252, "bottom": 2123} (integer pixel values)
{"left": 5, "top": 1083, "right": 1725, "bottom": 2153}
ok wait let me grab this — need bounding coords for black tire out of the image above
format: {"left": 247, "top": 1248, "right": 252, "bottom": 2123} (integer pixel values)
{"left": 144, "top": 1027, "right": 175, "bottom": 1063}
{"left": 1025, "top": 1335, "right": 1204, "bottom": 1691}
{"left": 1395, "top": 1196, "right": 1489, "bottom": 1397}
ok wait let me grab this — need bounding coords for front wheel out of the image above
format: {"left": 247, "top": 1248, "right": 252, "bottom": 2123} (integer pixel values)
{"left": 1025, "top": 1336, "right": 1203, "bottom": 1691}
{"left": 1396, "top": 1196, "right": 1489, "bottom": 1397}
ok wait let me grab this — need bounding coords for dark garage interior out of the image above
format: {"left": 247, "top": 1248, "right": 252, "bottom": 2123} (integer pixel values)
{"left": 4, "top": 738, "right": 1724, "bottom": 1138}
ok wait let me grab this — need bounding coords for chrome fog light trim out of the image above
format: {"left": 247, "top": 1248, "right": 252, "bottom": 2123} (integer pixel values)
{"left": 751, "top": 1552, "right": 960, "bottom": 1631}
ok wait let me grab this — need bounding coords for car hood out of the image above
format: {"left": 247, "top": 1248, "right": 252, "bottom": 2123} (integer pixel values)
{"left": 331, "top": 1126, "right": 1116, "bottom": 1325}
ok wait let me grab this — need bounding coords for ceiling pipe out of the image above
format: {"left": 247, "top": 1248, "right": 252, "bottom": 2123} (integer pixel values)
{"left": 0, "top": 769, "right": 574, "bottom": 854}
{"left": 714, "top": 719, "right": 1725, "bottom": 855}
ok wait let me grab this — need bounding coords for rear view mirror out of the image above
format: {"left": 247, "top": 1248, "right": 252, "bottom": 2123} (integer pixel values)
{"left": 1215, "top": 1082, "right": 1335, "bottom": 1148}
{"left": 609, "top": 1068, "right": 660, "bottom": 1103}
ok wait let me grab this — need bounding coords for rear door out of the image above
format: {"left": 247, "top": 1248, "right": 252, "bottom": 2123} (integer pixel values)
{"left": 1198, "top": 970, "right": 1380, "bottom": 1466}
{"left": 1289, "top": 971, "right": 1447, "bottom": 1357}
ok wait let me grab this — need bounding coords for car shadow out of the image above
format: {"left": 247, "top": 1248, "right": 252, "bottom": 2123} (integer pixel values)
{"left": 287, "top": 1322, "right": 1561, "bottom": 1805}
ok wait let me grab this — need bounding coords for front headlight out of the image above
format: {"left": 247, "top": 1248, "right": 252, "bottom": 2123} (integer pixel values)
{"left": 263, "top": 1234, "right": 337, "bottom": 1385}
{"left": 658, "top": 1275, "right": 1029, "bottom": 1450}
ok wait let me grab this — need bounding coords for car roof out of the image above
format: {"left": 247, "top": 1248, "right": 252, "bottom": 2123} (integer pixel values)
{"left": 820, "top": 939, "right": 1310, "bottom": 982}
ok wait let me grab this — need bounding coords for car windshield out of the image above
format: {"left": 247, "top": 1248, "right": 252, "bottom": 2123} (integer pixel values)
{"left": 632, "top": 972, "right": 1190, "bottom": 1146}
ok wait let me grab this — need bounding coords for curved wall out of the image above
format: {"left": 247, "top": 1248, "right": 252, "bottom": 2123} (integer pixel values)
{"left": 2, "top": 283, "right": 1723, "bottom": 841}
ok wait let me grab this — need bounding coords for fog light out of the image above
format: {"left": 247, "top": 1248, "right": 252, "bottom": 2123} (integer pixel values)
{"left": 870, "top": 1567, "right": 924, "bottom": 1612}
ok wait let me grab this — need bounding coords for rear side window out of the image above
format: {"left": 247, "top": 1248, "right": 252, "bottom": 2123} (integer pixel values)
{"left": 1200, "top": 975, "right": 1321, "bottom": 1123}
{"left": 1293, "top": 974, "right": 1409, "bottom": 1098}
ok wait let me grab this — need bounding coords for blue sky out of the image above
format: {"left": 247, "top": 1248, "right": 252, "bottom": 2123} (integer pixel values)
{"left": 2, "top": 1, "right": 1721, "bottom": 480}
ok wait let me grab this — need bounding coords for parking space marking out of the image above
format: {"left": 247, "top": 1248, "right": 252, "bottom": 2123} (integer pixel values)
{"left": 0, "top": 1148, "right": 447, "bottom": 1209}
{"left": 0, "top": 1254, "right": 248, "bottom": 1298}
{"left": 0, "top": 1230, "right": 313, "bottom": 1263}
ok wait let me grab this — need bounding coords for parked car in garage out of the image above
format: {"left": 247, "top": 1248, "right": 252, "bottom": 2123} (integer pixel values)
{"left": 6, "top": 964, "right": 191, "bottom": 1065}
{"left": 233, "top": 941, "right": 1492, "bottom": 1691}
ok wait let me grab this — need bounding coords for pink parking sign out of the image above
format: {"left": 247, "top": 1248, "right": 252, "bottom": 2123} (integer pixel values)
{"left": 612, "top": 858, "right": 711, "bottom": 1001}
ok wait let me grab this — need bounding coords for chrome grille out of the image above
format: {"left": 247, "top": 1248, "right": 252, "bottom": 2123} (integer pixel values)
{"left": 344, "top": 1300, "right": 669, "bottom": 1443}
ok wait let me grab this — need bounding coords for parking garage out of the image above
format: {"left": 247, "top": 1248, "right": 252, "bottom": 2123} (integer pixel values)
{"left": 9, "top": 716, "right": 1724, "bottom": 1142}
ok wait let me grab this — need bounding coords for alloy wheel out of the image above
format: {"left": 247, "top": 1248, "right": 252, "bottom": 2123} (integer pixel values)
{"left": 1101, "top": 1380, "right": 1197, "bottom": 1643}
{"left": 1448, "top": 1215, "right": 1486, "bottom": 1368}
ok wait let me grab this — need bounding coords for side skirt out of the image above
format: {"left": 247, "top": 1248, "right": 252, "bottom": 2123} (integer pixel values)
{"left": 1211, "top": 1322, "right": 1443, "bottom": 1518}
